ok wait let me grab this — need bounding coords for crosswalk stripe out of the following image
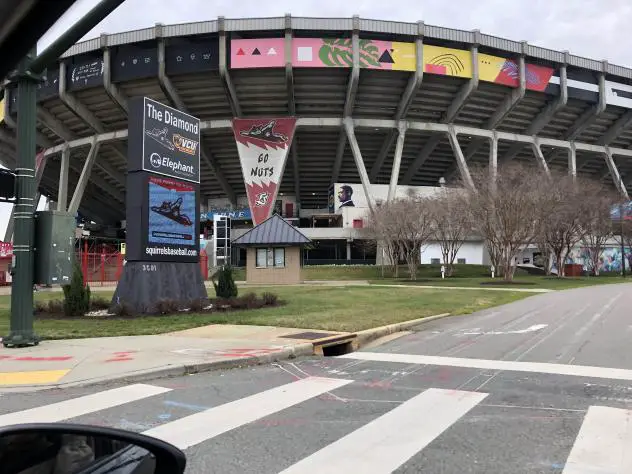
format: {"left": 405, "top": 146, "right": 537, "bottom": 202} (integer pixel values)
{"left": 340, "top": 352, "right": 632, "bottom": 381}
{"left": 279, "top": 388, "right": 488, "bottom": 474}
{"left": 0, "top": 384, "right": 171, "bottom": 427}
{"left": 562, "top": 406, "right": 632, "bottom": 473}
{"left": 143, "top": 376, "right": 352, "bottom": 450}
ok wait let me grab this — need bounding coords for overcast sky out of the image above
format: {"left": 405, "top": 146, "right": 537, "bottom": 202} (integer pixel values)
{"left": 2, "top": 0, "right": 631, "bottom": 238}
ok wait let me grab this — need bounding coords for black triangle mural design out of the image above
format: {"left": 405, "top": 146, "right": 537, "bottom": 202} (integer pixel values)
{"left": 252, "top": 48, "right": 261, "bottom": 56}
{"left": 378, "top": 49, "right": 395, "bottom": 64}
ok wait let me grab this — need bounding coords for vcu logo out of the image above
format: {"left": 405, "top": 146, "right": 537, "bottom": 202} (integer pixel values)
{"left": 172, "top": 134, "right": 199, "bottom": 155}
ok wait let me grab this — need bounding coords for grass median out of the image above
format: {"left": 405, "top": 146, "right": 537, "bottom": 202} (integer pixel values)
{"left": 0, "top": 285, "right": 530, "bottom": 340}
{"left": 264, "top": 264, "right": 632, "bottom": 290}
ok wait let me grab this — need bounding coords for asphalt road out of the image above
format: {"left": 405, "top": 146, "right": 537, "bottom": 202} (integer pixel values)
{"left": 3, "top": 282, "right": 632, "bottom": 473}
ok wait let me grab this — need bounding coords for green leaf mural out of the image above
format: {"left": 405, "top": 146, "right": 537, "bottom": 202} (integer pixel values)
{"left": 318, "top": 38, "right": 382, "bottom": 68}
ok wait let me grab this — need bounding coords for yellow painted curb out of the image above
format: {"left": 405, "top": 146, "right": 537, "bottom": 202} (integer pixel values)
{"left": 0, "top": 369, "right": 70, "bottom": 386}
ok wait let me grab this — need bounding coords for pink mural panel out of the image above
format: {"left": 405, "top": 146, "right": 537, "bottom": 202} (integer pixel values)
{"left": 230, "top": 38, "right": 285, "bottom": 69}
{"left": 364, "top": 40, "right": 394, "bottom": 70}
{"left": 292, "top": 38, "right": 341, "bottom": 68}
{"left": 292, "top": 38, "right": 414, "bottom": 70}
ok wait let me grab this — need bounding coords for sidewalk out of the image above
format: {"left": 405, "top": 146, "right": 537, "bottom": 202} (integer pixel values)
{"left": 0, "top": 324, "right": 350, "bottom": 392}
{"left": 0, "top": 312, "right": 453, "bottom": 393}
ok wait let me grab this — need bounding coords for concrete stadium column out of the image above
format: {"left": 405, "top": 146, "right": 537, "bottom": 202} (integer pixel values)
{"left": 346, "top": 240, "right": 351, "bottom": 261}
{"left": 101, "top": 33, "right": 128, "bottom": 113}
{"left": 403, "top": 37, "right": 479, "bottom": 185}
{"left": 447, "top": 126, "right": 475, "bottom": 190}
{"left": 530, "top": 140, "right": 551, "bottom": 177}
{"left": 56, "top": 144, "right": 70, "bottom": 212}
{"left": 68, "top": 137, "right": 100, "bottom": 215}
{"left": 459, "top": 42, "right": 526, "bottom": 165}
{"left": 284, "top": 13, "right": 301, "bottom": 200}
{"left": 387, "top": 122, "right": 407, "bottom": 202}
{"left": 489, "top": 131, "right": 498, "bottom": 186}
{"left": 502, "top": 62, "right": 568, "bottom": 163}
{"left": 344, "top": 118, "right": 375, "bottom": 212}
{"left": 567, "top": 143, "right": 577, "bottom": 180}
{"left": 218, "top": 16, "right": 242, "bottom": 117}
{"left": 603, "top": 147, "right": 629, "bottom": 198}
{"left": 444, "top": 33, "right": 479, "bottom": 123}
{"left": 331, "top": 15, "right": 360, "bottom": 184}
{"left": 369, "top": 21, "right": 424, "bottom": 181}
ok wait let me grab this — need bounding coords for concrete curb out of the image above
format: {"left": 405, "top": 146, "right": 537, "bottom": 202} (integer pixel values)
{"left": 354, "top": 313, "right": 453, "bottom": 348}
{"left": 0, "top": 313, "right": 454, "bottom": 392}
{"left": 0, "top": 342, "right": 315, "bottom": 393}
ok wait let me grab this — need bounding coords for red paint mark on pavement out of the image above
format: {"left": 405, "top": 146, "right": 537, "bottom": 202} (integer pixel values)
{"left": 13, "top": 356, "right": 73, "bottom": 362}
{"left": 105, "top": 351, "right": 136, "bottom": 363}
{"left": 0, "top": 355, "right": 73, "bottom": 362}
{"left": 365, "top": 380, "right": 392, "bottom": 389}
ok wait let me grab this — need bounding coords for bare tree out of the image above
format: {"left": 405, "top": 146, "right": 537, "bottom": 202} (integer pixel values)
{"left": 365, "top": 196, "right": 434, "bottom": 280}
{"left": 538, "top": 173, "right": 606, "bottom": 278}
{"left": 365, "top": 202, "right": 403, "bottom": 278}
{"left": 463, "top": 162, "right": 545, "bottom": 281}
{"left": 429, "top": 189, "right": 470, "bottom": 276}
{"left": 581, "top": 185, "right": 618, "bottom": 276}
{"left": 397, "top": 195, "right": 435, "bottom": 280}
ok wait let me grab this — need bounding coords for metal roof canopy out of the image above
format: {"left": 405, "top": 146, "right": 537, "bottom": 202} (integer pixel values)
{"left": 232, "top": 214, "right": 311, "bottom": 247}
{"left": 5, "top": 15, "right": 632, "bottom": 217}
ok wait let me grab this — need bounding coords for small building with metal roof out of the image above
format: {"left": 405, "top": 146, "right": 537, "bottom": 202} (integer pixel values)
{"left": 232, "top": 214, "right": 311, "bottom": 284}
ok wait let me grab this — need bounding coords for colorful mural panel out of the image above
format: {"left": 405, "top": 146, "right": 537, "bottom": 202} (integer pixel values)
{"left": 566, "top": 247, "right": 632, "bottom": 274}
{"left": 292, "top": 38, "right": 415, "bottom": 71}
{"left": 477, "top": 54, "right": 553, "bottom": 92}
{"left": 230, "top": 37, "right": 554, "bottom": 92}
{"left": 422, "top": 44, "right": 472, "bottom": 78}
{"left": 230, "top": 38, "right": 285, "bottom": 69}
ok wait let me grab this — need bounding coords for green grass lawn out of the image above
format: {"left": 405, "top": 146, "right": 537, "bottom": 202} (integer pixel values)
{"left": 369, "top": 274, "right": 632, "bottom": 290}
{"left": 276, "top": 264, "right": 631, "bottom": 290}
{"left": 0, "top": 285, "right": 529, "bottom": 340}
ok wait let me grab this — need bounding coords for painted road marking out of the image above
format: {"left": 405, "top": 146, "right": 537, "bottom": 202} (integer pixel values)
{"left": 563, "top": 406, "right": 632, "bottom": 473}
{"left": 339, "top": 352, "right": 632, "bottom": 381}
{"left": 461, "top": 324, "right": 548, "bottom": 335}
{"left": 0, "top": 369, "right": 70, "bottom": 386}
{"left": 280, "top": 388, "right": 487, "bottom": 473}
{"left": 143, "top": 376, "right": 352, "bottom": 450}
{"left": 0, "top": 383, "right": 171, "bottom": 427}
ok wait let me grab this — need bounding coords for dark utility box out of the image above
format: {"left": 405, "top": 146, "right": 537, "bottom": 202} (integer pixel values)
{"left": 33, "top": 211, "right": 75, "bottom": 285}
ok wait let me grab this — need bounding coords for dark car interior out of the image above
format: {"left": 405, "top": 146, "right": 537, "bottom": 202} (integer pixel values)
{"left": 0, "top": 0, "right": 78, "bottom": 83}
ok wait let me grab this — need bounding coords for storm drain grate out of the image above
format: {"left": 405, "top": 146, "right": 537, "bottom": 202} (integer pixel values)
{"left": 280, "top": 331, "right": 336, "bottom": 340}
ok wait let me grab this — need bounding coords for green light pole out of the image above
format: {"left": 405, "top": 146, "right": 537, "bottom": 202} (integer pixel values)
{"left": 3, "top": 0, "right": 127, "bottom": 348}
{"left": 3, "top": 51, "right": 39, "bottom": 347}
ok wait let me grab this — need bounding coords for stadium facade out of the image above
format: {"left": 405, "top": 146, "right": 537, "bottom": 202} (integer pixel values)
{"left": 2, "top": 15, "right": 632, "bottom": 267}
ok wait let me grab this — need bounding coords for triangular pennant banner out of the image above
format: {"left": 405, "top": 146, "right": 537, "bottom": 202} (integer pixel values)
{"left": 268, "top": 47, "right": 277, "bottom": 55}
{"left": 232, "top": 118, "right": 297, "bottom": 225}
{"left": 378, "top": 49, "right": 395, "bottom": 64}
{"left": 236, "top": 48, "right": 245, "bottom": 56}
{"left": 252, "top": 48, "right": 261, "bottom": 56}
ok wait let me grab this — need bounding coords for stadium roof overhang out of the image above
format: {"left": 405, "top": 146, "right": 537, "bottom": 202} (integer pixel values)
{"left": 2, "top": 15, "right": 632, "bottom": 234}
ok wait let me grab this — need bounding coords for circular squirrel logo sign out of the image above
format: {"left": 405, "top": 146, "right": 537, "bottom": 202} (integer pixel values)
{"left": 149, "top": 152, "right": 162, "bottom": 169}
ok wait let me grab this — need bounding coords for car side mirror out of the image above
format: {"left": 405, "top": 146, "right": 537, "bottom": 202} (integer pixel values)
{"left": 0, "top": 423, "right": 186, "bottom": 474}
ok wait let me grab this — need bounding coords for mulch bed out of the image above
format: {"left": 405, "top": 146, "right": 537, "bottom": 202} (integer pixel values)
{"left": 33, "top": 292, "right": 283, "bottom": 320}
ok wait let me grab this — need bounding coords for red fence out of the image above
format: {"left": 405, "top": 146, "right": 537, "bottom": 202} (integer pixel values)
{"left": 77, "top": 245, "right": 209, "bottom": 286}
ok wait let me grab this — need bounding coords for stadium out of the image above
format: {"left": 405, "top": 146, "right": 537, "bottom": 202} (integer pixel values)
{"left": 2, "top": 14, "right": 632, "bottom": 270}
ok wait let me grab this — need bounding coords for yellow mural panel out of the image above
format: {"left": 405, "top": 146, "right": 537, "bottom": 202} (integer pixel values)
{"left": 478, "top": 53, "right": 507, "bottom": 83}
{"left": 390, "top": 41, "right": 417, "bottom": 72}
{"left": 0, "top": 99, "right": 4, "bottom": 124}
{"left": 422, "top": 44, "right": 472, "bottom": 78}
